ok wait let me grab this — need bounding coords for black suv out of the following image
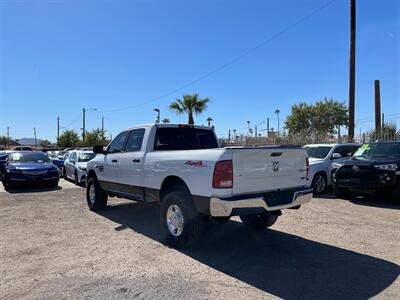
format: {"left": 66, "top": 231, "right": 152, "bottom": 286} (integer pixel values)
{"left": 332, "top": 141, "right": 400, "bottom": 202}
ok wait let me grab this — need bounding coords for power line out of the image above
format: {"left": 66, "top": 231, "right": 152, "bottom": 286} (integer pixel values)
{"left": 99, "top": 0, "right": 338, "bottom": 114}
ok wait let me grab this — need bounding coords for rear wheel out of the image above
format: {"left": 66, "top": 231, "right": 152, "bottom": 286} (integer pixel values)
{"left": 312, "top": 173, "right": 327, "bottom": 194}
{"left": 240, "top": 212, "right": 278, "bottom": 230}
{"left": 86, "top": 176, "right": 108, "bottom": 211}
{"left": 160, "top": 189, "right": 204, "bottom": 248}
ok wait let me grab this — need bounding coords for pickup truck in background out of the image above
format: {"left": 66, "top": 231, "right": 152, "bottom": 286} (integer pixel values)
{"left": 86, "top": 124, "right": 312, "bottom": 247}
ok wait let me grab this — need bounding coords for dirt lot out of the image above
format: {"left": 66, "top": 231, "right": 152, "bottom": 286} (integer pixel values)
{"left": 0, "top": 180, "right": 399, "bottom": 299}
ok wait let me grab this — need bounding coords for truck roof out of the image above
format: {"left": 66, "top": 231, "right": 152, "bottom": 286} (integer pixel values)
{"left": 123, "top": 123, "right": 214, "bottom": 131}
{"left": 303, "top": 143, "right": 360, "bottom": 147}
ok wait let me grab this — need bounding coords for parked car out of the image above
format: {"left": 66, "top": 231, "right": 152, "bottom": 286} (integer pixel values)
{"left": 11, "top": 146, "right": 34, "bottom": 151}
{"left": 303, "top": 143, "right": 360, "bottom": 194}
{"left": 1, "top": 151, "right": 59, "bottom": 189}
{"left": 64, "top": 150, "right": 96, "bottom": 185}
{"left": 332, "top": 141, "right": 400, "bottom": 202}
{"left": 0, "top": 153, "right": 9, "bottom": 180}
{"left": 86, "top": 124, "right": 313, "bottom": 247}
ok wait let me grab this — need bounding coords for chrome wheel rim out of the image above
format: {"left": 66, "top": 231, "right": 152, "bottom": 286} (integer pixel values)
{"left": 89, "top": 183, "right": 96, "bottom": 205}
{"left": 314, "top": 175, "right": 326, "bottom": 193}
{"left": 166, "top": 205, "right": 184, "bottom": 237}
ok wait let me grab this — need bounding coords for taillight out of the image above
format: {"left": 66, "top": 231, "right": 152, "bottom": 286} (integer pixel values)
{"left": 306, "top": 157, "right": 310, "bottom": 180}
{"left": 212, "top": 160, "right": 233, "bottom": 188}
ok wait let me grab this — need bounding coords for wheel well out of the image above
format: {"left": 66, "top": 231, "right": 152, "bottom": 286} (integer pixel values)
{"left": 87, "top": 170, "right": 97, "bottom": 181}
{"left": 160, "top": 176, "right": 190, "bottom": 202}
{"left": 313, "top": 171, "right": 327, "bottom": 182}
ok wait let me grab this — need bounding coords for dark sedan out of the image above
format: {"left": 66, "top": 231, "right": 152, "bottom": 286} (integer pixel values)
{"left": 2, "top": 151, "right": 59, "bottom": 189}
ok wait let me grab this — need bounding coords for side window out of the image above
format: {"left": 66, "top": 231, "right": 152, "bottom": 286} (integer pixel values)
{"left": 125, "top": 129, "right": 145, "bottom": 152}
{"left": 333, "top": 146, "right": 358, "bottom": 158}
{"left": 69, "top": 152, "right": 75, "bottom": 161}
{"left": 108, "top": 131, "right": 130, "bottom": 154}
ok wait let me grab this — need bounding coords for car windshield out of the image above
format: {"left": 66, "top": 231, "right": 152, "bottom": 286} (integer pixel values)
{"left": 353, "top": 142, "right": 400, "bottom": 158}
{"left": 9, "top": 152, "right": 50, "bottom": 163}
{"left": 78, "top": 152, "right": 96, "bottom": 162}
{"left": 304, "top": 146, "right": 332, "bottom": 159}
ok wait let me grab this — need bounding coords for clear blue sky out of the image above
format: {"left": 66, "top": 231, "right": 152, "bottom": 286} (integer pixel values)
{"left": 1, "top": 0, "right": 399, "bottom": 141}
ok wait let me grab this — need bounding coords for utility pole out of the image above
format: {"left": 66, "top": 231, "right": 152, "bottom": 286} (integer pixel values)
{"left": 6, "top": 126, "right": 9, "bottom": 149}
{"left": 228, "top": 129, "right": 231, "bottom": 141}
{"left": 33, "top": 127, "right": 37, "bottom": 149}
{"left": 382, "top": 112, "right": 385, "bottom": 128}
{"left": 57, "top": 116, "right": 60, "bottom": 146}
{"left": 255, "top": 126, "right": 258, "bottom": 138}
{"left": 374, "top": 80, "right": 381, "bottom": 132}
{"left": 348, "top": 0, "right": 356, "bottom": 141}
{"left": 82, "top": 108, "right": 86, "bottom": 141}
{"left": 101, "top": 116, "right": 105, "bottom": 140}
{"left": 267, "top": 117, "right": 270, "bottom": 137}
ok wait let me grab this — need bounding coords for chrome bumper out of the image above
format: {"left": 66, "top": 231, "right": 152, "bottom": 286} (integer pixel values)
{"left": 210, "top": 189, "right": 313, "bottom": 217}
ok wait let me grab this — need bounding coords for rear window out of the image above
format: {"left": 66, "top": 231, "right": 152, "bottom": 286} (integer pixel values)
{"left": 154, "top": 127, "right": 219, "bottom": 151}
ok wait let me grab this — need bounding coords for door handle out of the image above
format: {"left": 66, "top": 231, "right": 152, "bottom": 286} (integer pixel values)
{"left": 132, "top": 159, "right": 141, "bottom": 163}
{"left": 112, "top": 159, "right": 118, "bottom": 163}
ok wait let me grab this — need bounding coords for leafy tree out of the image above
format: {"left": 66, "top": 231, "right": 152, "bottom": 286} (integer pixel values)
{"left": 57, "top": 130, "right": 80, "bottom": 148}
{"left": 169, "top": 93, "right": 210, "bottom": 125}
{"left": 0, "top": 135, "right": 11, "bottom": 148}
{"left": 206, "top": 117, "right": 213, "bottom": 127}
{"left": 39, "top": 139, "right": 52, "bottom": 148}
{"left": 82, "top": 129, "right": 109, "bottom": 147}
{"left": 284, "top": 98, "right": 348, "bottom": 143}
{"left": 162, "top": 118, "right": 170, "bottom": 124}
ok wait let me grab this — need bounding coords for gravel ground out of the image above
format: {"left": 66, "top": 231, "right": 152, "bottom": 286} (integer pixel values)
{"left": 0, "top": 180, "right": 399, "bottom": 299}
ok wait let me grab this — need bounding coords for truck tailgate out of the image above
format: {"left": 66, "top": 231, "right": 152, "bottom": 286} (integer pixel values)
{"left": 231, "top": 147, "right": 307, "bottom": 195}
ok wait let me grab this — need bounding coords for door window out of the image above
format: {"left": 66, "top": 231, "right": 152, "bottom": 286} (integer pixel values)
{"left": 125, "top": 129, "right": 145, "bottom": 152}
{"left": 108, "top": 131, "right": 130, "bottom": 153}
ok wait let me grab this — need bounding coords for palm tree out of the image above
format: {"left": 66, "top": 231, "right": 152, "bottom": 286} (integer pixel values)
{"left": 275, "top": 109, "right": 280, "bottom": 135}
{"left": 206, "top": 117, "right": 213, "bottom": 127}
{"left": 169, "top": 93, "right": 210, "bottom": 125}
{"left": 162, "top": 118, "right": 170, "bottom": 124}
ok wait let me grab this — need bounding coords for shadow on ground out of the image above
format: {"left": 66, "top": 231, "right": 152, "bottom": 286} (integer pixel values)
{"left": 314, "top": 190, "right": 400, "bottom": 210}
{"left": 3, "top": 185, "right": 62, "bottom": 194}
{"left": 97, "top": 202, "right": 400, "bottom": 299}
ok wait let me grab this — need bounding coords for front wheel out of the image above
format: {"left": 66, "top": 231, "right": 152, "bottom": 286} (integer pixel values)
{"left": 86, "top": 176, "right": 108, "bottom": 211}
{"left": 312, "top": 173, "right": 327, "bottom": 194}
{"left": 240, "top": 212, "right": 278, "bottom": 230}
{"left": 160, "top": 190, "right": 204, "bottom": 248}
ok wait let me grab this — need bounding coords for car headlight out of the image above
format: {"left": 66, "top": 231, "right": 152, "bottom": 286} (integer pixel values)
{"left": 331, "top": 162, "right": 343, "bottom": 169}
{"left": 374, "top": 164, "right": 398, "bottom": 171}
{"left": 6, "top": 168, "right": 19, "bottom": 174}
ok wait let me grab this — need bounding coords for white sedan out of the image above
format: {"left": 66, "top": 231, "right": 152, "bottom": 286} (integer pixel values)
{"left": 64, "top": 150, "right": 96, "bottom": 185}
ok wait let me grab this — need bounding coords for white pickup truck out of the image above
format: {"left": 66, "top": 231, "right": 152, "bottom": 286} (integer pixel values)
{"left": 86, "top": 124, "right": 312, "bottom": 247}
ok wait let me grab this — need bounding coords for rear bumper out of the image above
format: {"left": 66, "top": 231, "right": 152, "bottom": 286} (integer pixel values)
{"left": 209, "top": 188, "right": 313, "bottom": 217}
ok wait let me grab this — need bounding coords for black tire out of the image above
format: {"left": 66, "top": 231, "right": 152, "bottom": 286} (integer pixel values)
{"left": 312, "top": 173, "right": 327, "bottom": 194}
{"left": 86, "top": 176, "right": 108, "bottom": 211}
{"left": 74, "top": 170, "right": 79, "bottom": 185}
{"left": 160, "top": 189, "right": 204, "bottom": 248}
{"left": 240, "top": 212, "right": 278, "bottom": 230}
{"left": 62, "top": 167, "right": 66, "bottom": 178}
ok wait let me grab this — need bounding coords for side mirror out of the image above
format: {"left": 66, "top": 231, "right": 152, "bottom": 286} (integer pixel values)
{"left": 331, "top": 153, "right": 342, "bottom": 159}
{"left": 93, "top": 145, "right": 107, "bottom": 154}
